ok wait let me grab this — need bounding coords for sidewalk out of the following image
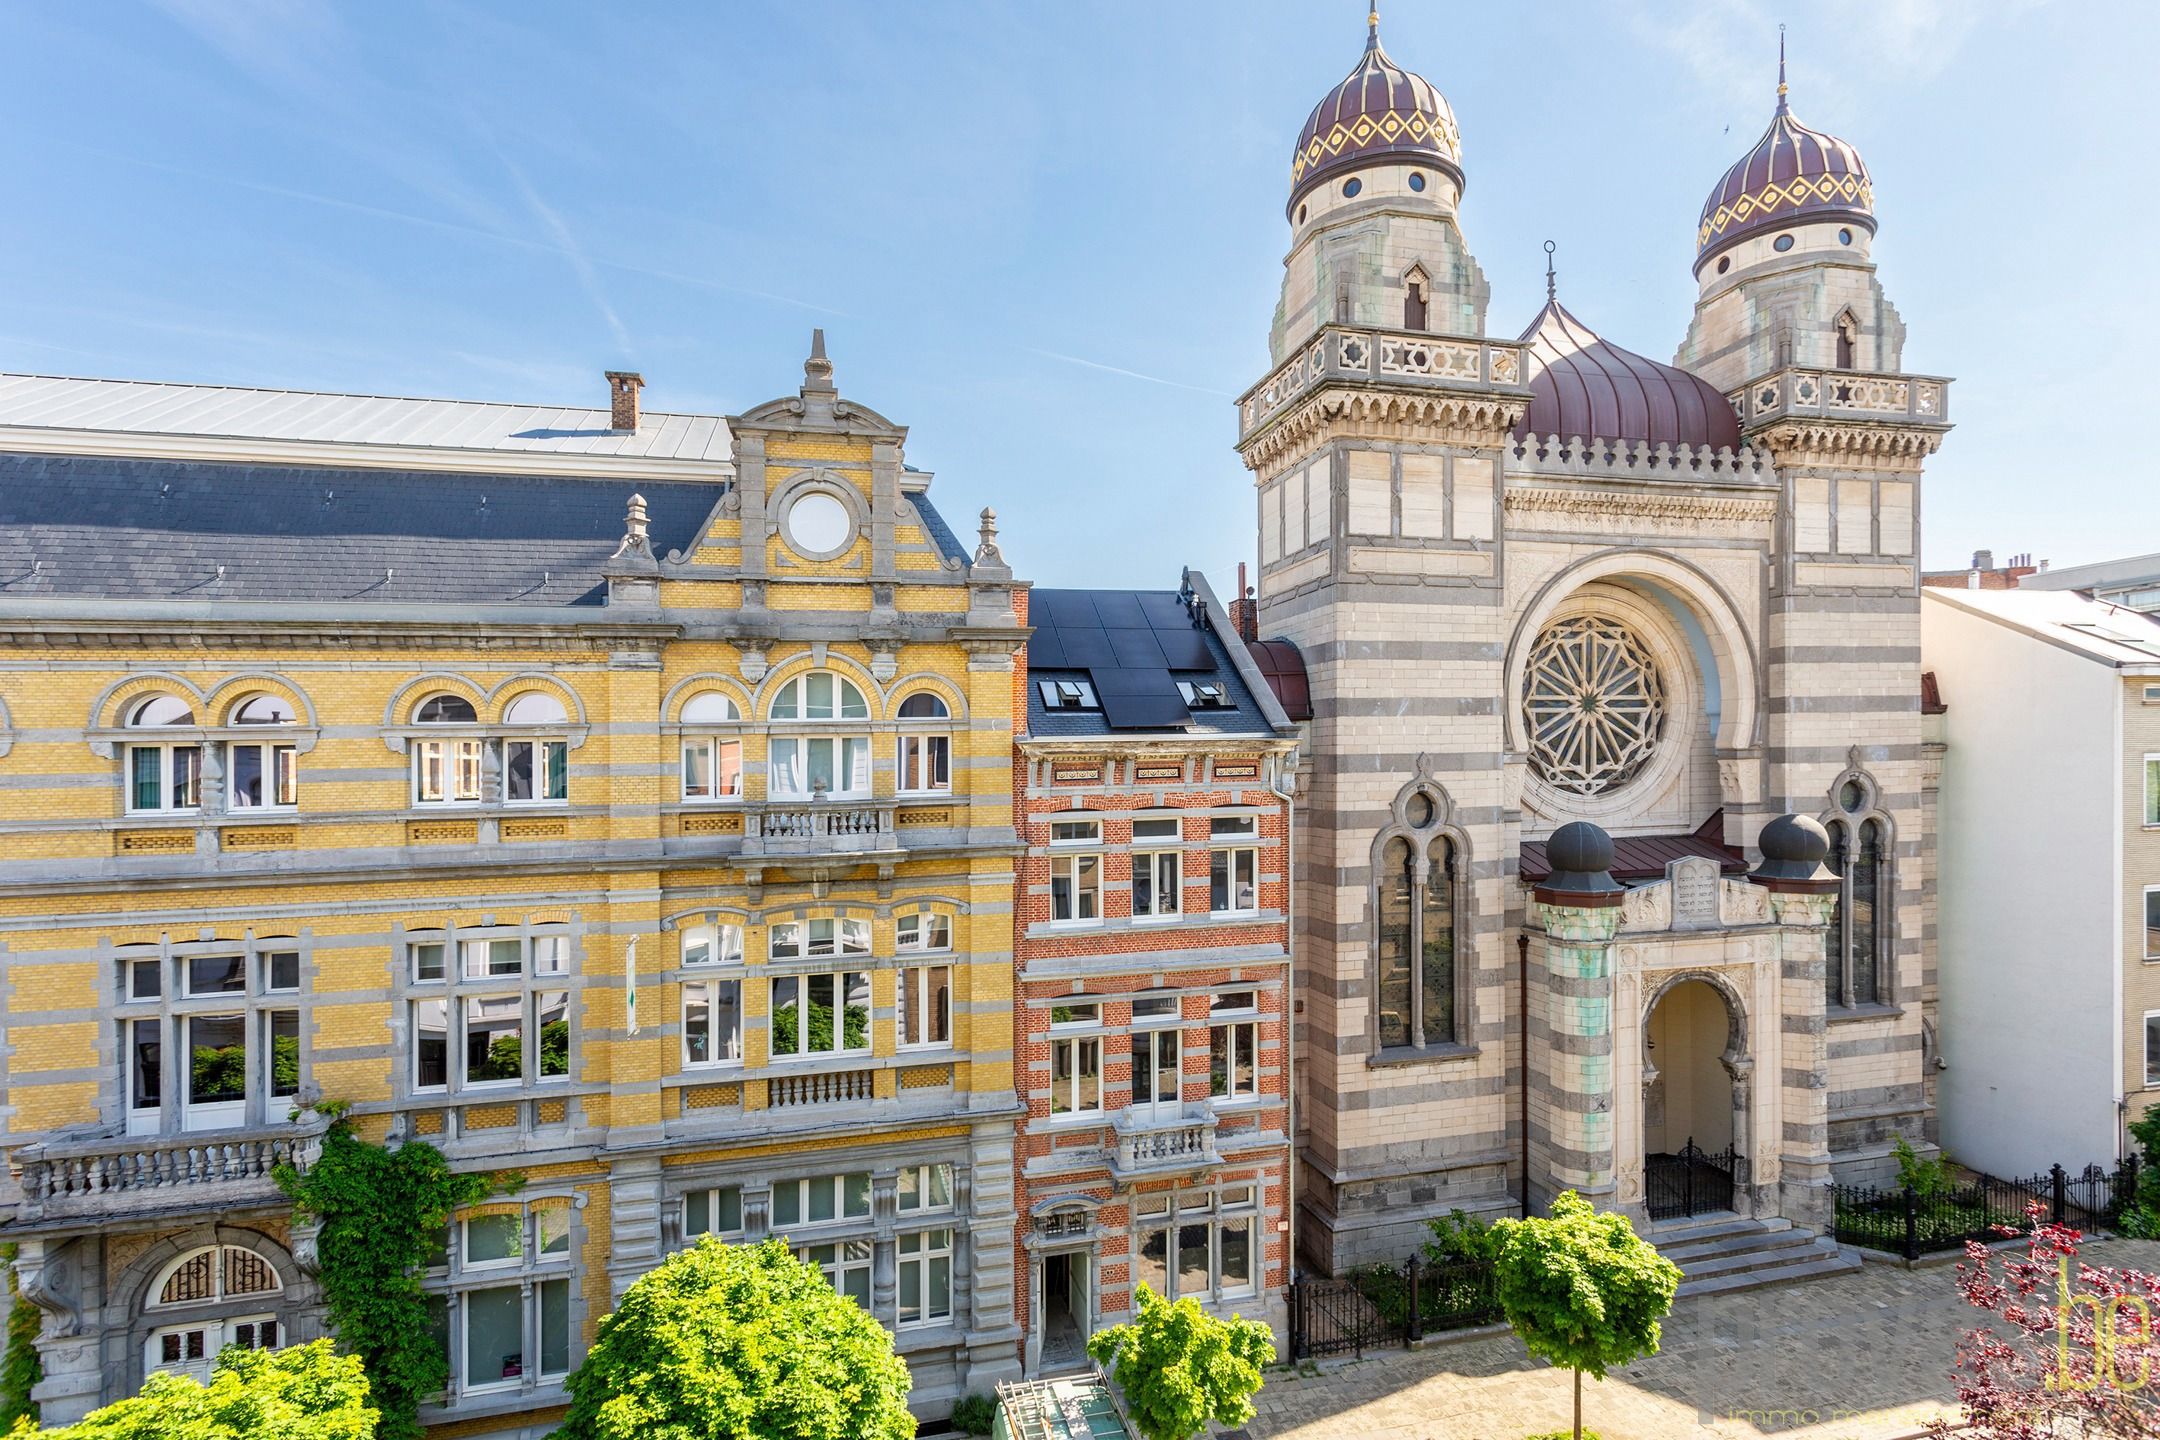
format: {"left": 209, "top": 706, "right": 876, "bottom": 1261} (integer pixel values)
{"left": 1244, "top": 1237, "right": 2160, "bottom": 1439}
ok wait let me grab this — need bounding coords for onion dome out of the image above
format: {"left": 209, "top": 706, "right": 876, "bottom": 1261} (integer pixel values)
{"left": 1751, "top": 813, "right": 1837, "bottom": 890}
{"left": 1538, "top": 821, "right": 1622, "bottom": 900}
{"left": 1289, "top": 9, "right": 1462, "bottom": 218}
{"left": 1512, "top": 264, "right": 1740, "bottom": 452}
{"left": 1695, "top": 38, "right": 1873, "bottom": 273}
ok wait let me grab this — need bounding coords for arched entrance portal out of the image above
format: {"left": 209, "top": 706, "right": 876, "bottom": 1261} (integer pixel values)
{"left": 1643, "top": 978, "right": 1743, "bottom": 1218}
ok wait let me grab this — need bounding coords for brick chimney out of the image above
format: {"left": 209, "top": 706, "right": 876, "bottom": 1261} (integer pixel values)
{"left": 1229, "top": 562, "right": 1259, "bottom": 643}
{"left": 605, "top": 371, "right": 644, "bottom": 432}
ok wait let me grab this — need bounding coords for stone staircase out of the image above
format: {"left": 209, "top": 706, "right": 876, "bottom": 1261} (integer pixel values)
{"left": 1652, "top": 1214, "right": 1863, "bottom": 1299}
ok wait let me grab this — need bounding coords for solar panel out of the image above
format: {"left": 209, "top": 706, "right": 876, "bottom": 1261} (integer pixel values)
{"left": 1101, "top": 690, "right": 1193, "bottom": 730}
{"left": 1058, "top": 627, "right": 1116, "bottom": 666}
{"left": 1139, "top": 591, "right": 1193, "bottom": 629}
{"left": 1034, "top": 590, "right": 1099, "bottom": 627}
{"left": 1153, "top": 628, "right": 1214, "bottom": 670}
{"left": 1090, "top": 591, "right": 1148, "bottom": 628}
{"left": 1027, "top": 627, "right": 1070, "bottom": 669}
{"left": 1107, "top": 628, "right": 1169, "bottom": 667}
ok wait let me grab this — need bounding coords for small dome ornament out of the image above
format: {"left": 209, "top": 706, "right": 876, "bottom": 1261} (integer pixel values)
{"left": 1287, "top": 6, "right": 1462, "bottom": 218}
{"left": 1536, "top": 820, "right": 1623, "bottom": 905}
{"left": 1750, "top": 813, "right": 1839, "bottom": 891}
{"left": 1694, "top": 29, "right": 1874, "bottom": 276}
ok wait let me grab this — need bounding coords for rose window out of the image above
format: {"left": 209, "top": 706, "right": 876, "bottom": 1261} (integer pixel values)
{"left": 1522, "top": 616, "right": 1666, "bottom": 796}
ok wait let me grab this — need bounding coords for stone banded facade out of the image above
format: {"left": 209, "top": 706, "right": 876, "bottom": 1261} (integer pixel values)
{"left": 0, "top": 341, "right": 1026, "bottom": 1431}
{"left": 1239, "top": 19, "right": 1951, "bottom": 1271}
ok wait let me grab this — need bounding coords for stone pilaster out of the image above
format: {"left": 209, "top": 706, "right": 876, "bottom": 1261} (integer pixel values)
{"left": 1529, "top": 898, "right": 1622, "bottom": 1212}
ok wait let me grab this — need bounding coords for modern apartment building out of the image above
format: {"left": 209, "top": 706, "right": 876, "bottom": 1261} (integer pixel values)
{"left": 0, "top": 341, "right": 1027, "bottom": 1430}
{"left": 1923, "top": 586, "right": 2160, "bottom": 1174}
{"left": 1009, "top": 576, "right": 1303, "bottom": 1372}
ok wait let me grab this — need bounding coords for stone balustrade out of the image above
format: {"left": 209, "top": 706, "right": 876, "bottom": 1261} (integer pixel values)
{"left": 742, "top": 799, "right": 900, "bottom": 857}
{"left": 1728, "top": 366, "right": 1952, "bottom": 429}
{"left": 11, "top": 1117, "right": 330, "bottom": 1222}
{"left": 1109, "top": 1105, "right": 1222, "bottom": 1181}
{"left": 1238, "top": 324, "right": 1529, "bottom": 441}
{"left": 768, "top": 1068, "right": 877, "bottom": 1109}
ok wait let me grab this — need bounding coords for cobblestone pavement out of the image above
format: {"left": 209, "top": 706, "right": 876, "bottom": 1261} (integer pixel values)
{"left": 1245, "top": 1238, "right": 2160, "bottom": 1440}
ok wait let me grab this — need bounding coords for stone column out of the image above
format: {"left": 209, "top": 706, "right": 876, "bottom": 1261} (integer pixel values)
{"left": 1748, "top": 814, "right": 1842, "bottom": 1231}
{"left": 1531, "top": 898, "right": 1623, "bottom": 1213}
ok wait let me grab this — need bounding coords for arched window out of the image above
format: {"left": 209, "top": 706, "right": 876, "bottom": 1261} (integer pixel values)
{"left": 501, "top": 693, "right": 568, "bottom": 805}
{"left": 1403, "top": 269, "right": 1429, "bottom": 333}
{"left": 1834, "top": 312, "right": 1858, "bottom": 371}
{"left": 124, "top": 694, "right": 200, "bottom": 814}
{"left": 679, "top": 692, "right": 744, "bottom": 802}
{"left": 1377, "top": 838, "right": 1415, "bottom": 1049}
{"left": 1824, "top": 802, "right": 1890, "bottom": 1009}
{"left": 227, "top": 693, "right": 297, "bottom": 811}
{"left": 143, "top": 1244, "right": 286, "bottom": 1385}
{"left": 1420, "top": 838, "right": 1456, "bottom": 1043}
{"left": 896, "top": 692, "right": 952, "bottom": 795}
{"left": 1373, "top": 782, "right": 1463, "bottom": 1051}
{"left": 770, "top": 673, "right": 871, "bottom": 800}
{"left": 412, "top": 694, "right": 481, "bottom": 805}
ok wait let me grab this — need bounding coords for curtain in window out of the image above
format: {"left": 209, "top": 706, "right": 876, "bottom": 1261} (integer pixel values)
{"left": 1850, "top": 820, "right": 1883, "bottom": 1006}
{"left": 1421, "top": 839, "right": 1455, "bottom": 1045}
{"left": 1377, "top": 838, "right": 1414, "bottom": 1049}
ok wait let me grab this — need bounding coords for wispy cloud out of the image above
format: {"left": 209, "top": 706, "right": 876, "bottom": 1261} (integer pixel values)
{"left": 1024, "top": 348, "right": 1233, "bottom": 398}
{"left": 500, "top": 158, "right": 632, "bottom": 353}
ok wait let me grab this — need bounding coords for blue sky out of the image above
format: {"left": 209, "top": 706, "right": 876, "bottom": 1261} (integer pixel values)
{"left": 1, "top": 1, "right": 2147, "bottom": 587}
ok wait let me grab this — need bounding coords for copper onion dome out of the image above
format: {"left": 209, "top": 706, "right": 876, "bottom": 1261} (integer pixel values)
{"left": 1695, "top": 37, "right": 1874, "bottom": 274}
{"left": 1512, "top": 266, "right": 1741, "bottom": 452}
{"left": 1289, "top": 9, "right": 1462, "bottom": 218}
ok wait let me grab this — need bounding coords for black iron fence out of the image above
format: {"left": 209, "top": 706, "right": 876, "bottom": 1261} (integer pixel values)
{"left": 1645, "top": 1140, "right": 1740, "bottom": 1220}
{"left": 1833, "top": 1157, "right": 2142, "bottom": 1260}
{"left": 1287, "top": 1256, "right": 1502, "bottom": 1360}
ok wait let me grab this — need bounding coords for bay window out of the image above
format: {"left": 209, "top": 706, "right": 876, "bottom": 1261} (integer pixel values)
{"left": 769, "top": 971, "right": 870, "bottom": 1058}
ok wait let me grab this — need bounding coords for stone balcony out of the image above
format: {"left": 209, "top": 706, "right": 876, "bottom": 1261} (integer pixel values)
{"left": 10, "top": 1116, "right": 331, "bottom": 1226}
{"left": 1237, "top": 323, "right": 1530, "bottom": 445}
{"left": 1728, "top": 366, "right": 1952, "bottom": 431}
{"left": 741, "top": 798, "right": 900, "bottom": 858}
{"left": 1109, "top": 1105, "right": 1222, "bottom": 1182}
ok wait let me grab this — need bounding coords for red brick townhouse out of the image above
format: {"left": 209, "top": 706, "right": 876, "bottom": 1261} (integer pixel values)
{"left": 1009, "top": 572, "right": 1307, "bottom": 1372}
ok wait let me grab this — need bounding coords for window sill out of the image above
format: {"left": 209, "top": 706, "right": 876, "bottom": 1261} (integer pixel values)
{"left": 897, "top": 789, "right": 953, "bottom": 800}
{"left": 766, "top": 1053, "right": 875, "bottom": 1065}
{"left": 1826, "top": 1002, "right": 1903, "bottom": 1024}
{"left": 1211, "top": 910, "right": 1262, "bottom": 922}
{"left": 1040, "top": 919, "right": 1104, "bottom": 931}
{"left": 1043, "top": 1110, "right": 1107, "bottom": 1126}
{"left": 1367, "top": 1042, "right": 1480, "bottom": 1069}
{"left": 678, "top": 796, "right": 744, "bottom": 806}
{"left": 226, "top": 806, "right": 297, "bottom": 818}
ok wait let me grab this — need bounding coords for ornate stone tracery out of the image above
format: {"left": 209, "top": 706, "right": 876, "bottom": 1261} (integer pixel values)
{"left": 1522, "top": 616, "right": 1666, "bottom": 796}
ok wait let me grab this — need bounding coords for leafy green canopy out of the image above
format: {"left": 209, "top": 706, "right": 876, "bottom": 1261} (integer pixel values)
{"left": 1492, "top": 1191, "right": 1680, "bottom": 1380}
{"left": 12, "top": 1340, "right": 375, "bottom": 1440}
{"left": 1085, "top": 1284, "right": 1274, "bottom": 1440}
{"left": 557, "top": 1237, "right": 913, "bottom": 1440}
{"left": 275, "top": 1123, "right": 503, "bottom": 1440}
{"left": 0, "top": 1242, "right": 42, "bottom": 1431}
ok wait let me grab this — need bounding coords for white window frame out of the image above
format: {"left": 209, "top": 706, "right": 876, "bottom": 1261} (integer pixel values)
{"left": 898, "top": 964, "right": 952, "bottom": 1050}
{"left": 768, "top": 970, "right": 872, "bottom": 1060}
{"left": 680, "top": 921, "right": 745, "bottom": 967}
{"left": 226, "top": 738, "right": 297, "bottom": 812}
{"left": 1132, "top": 1186, "right": 1260, "bottom": 1304}
{"left": 680, "top": 735, "right": 744, "bottom": 802}
{"left": 795, "top": 1239, "right": 873, "bottom": 1307}
{"left": 769, "top": 734, "right": 873, "bottom": 800}
{"left": 1049, "top": 852, "right": 1102, "bottom": 925}
{"left": 682, "top": 1184, "right": 744, "bottom": 1239}
{"left": 2147, "top": 1010, "right": 2160, "bottom": 1090}
{"left": 896, "top": 1163, "right": 955, "bottom": 1214}
{"left": 770, "top": 672, "right": 871, "bottom": 722}
{"left": 896, "top": 912, "right": 953, "bottom": 953}
{"left": 414, "top": 737, "right": 484, "bottom": 806}
{"left": 502, "top": 736, "right": 568, "bottom": 806}
{"left": 2146, "top": 885, "right": 2160, "bottom": 963}
{"left": 1132, "top": 847, "right": 1182, "bottom": 920}
{"left": 407, "top": 934, "right": 573, "bottom": 1096}
{"left": 896, "top": 1227, "right": 954, "bottom": 1329}
{"left": 1048, "top": 1005, "right": 1103, "bottom": 1118}
{"left": 1130, "top": 1025, "right": 1182, "bottom": 1115}
{"left": 681, "top": 978, "right": 744, "bottom": 1068}
{"left": 120, "top": 950, "right": 302, "bottom": 1135}
{"left": 772, "top": 1172, "right": 873, "bottom": 1228}
{"left": 769, "top": 916, "right": 872, "bottom": 960}
{"left": 2147, "top": 755, "right": 2160, "bottom": 828}
{"left": 1210, "top": 847, "right": 1259, "bottom": 917}
{"left": 127, "top": 741, "right": 203, "bottom": 815}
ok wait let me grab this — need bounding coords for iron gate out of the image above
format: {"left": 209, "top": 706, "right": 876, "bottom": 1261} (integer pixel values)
{"left": 1646, "top": 1139, "right": 1739, "bottom": 1220}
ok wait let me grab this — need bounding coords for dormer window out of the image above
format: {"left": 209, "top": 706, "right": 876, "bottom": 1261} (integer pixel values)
{"left": 125, "top": 695, "right": 201, "bottom": 814}
{"left": 1178, "top": 680, "right": 1232, "bottom": 710}
{"left": 1037, "top": 679, "right": 1099, "bottom": 710}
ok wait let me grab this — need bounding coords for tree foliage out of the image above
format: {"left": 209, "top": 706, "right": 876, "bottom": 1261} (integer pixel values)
{"left": 1931, "top": 1214, "right": 2160, "bottom": 1438}
{"left": 0, "top": 1244, "right": 41, "bottom": 1432}
{"left": 1422, "top": 1208, "right": 1503, "bottom": 1267}
{"left": 1085, "top": 1282, "right": 1274, "bottom": 1440}
{"left": 1493, "top": 1191, "right": 1680, "bottom": 1440}
{"left": 275, "top": 1121, "right": 505, "bottom": 1440}
{"left": 11, "top": 1340, "right": 375, "bottom": 1440}
{"left": 557, "top": 1237, "right": 913, "bottom": 1440}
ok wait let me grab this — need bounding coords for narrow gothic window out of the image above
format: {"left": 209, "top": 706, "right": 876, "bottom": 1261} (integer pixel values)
{"left": 1335, "top": 282, "right": 1353, "bottom": 323}
{"left": 1377, "top": 838, "right": 1414, "bottom": 1049}
{"left": 1404, "top": 276, "right": 1428, "bottom": 332}
{"left": 1420, "top": 838, "right": 1455, "bottom": 1044}
{"left": 1825, "top": 815, "right": 1888, "bottom": 1008}
{"left": 1835, "top": 314, "right": 1858, "bottom": 370}
{"left": 1824, "top": 822, "right": 1848, "bottom": 1005}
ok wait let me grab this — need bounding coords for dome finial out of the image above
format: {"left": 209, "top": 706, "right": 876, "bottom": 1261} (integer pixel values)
{"left": 1543, "top": 239, "right": 1557, "bottom": 302}
{"left": 1367, "top": 5, "right": 1381, "bottom": 50}
{"left": 1776, "top": 24, "right": 1789, "bottom": 114}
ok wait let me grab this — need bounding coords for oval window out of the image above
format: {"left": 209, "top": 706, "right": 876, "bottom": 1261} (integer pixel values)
{"left": 1772, "top": 233, "right": 1796, "bottom": 253}
{"left": 1838, "top": 227, "right": 1854, "bottom": 245}
{"left": 1342, "top": 178, "right": 1362, "bottom": 199}
{"left": 1406, "top": 793, "right": 1435, "bottom": 828}
{"left": 785, "top": 492, "right": 853, "bottom": 555}
{"left": 1716, "top": 256, "right": 1731, "bottom": 275}
{"left": 1297, "top": 204, "right": 1308, "bottom": 224}
{"left": 1407, "top": 172, "right": 1425, "bottom": 193}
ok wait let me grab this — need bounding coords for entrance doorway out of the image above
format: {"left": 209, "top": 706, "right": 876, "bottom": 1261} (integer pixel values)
{"left": 1643, "top": 978, "right": 1740, "bottom": 1218}
{"left": 1039, "top": 1252, "right": 1090, "bottom": 1371}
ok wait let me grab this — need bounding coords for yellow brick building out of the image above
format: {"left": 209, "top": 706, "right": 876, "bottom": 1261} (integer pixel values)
{"left": 0, "top": 340, "right": 1027, "bottom": 1432}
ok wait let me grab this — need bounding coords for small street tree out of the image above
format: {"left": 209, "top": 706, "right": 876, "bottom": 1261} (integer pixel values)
{"left": 1930, "top": 1213, "right": 2160, "bottom": 1437}
{"left": 557, "top": 1237, "right": 914, "bottom": 1440}
{"left": 1085, "top": 1282, "right": 1274, "bottom": 1440}
{"left": 1492, "top": 1190, "right": 1681, "bottom": 1440}
{"left": 11, "top": 1339, "right": 375, "bottom": 1439}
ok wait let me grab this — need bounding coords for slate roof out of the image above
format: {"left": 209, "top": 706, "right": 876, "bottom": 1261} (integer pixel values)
{"left": 0, "top": 451, "right": 722, "bottom": 607}
{"left": 0, "top": 373, "right": 732, "bottom": 463}
{"left": 1025, "top": 587, "right": 1277, "bottom": 739}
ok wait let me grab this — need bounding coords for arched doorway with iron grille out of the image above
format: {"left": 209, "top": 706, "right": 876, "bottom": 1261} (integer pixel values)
{"left": 1642, "top": 977, "right": 1743, "bottom": 1219}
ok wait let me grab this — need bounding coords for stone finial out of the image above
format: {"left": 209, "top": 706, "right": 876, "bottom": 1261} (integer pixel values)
{"left": 611, "top": 492, "right": 653, "bottom": 560}
{"left": 1749, "top": 813, "right": 1837, "bottom": 892}
{"left": 1533, "top": 820, "right": 1623, "bottom": 907}
{"left": 802, "top": 328, "right": 835, "bottom": 395}
{"left": 974, "top": 507, "right": 1006, "bottom": 566}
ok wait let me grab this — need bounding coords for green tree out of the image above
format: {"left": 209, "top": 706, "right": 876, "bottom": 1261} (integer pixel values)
{"left": 1492, "top": 1191, "right": 1681, "bottom": 1440}
{"left": 557, "top": 1237, "right": 913, "bottom": 1440}
{"left": 1085, "top": 1283, "right": 1274, "bottom": 1440}
{"left": 0, "top": 1243, "right": 41, "bottom": 1430}
{"left": 275, "top": 1120, "right": 507, "bottom": 1440}
{"left": 12, "top": 1339, "right": 374, "bottom": 1439}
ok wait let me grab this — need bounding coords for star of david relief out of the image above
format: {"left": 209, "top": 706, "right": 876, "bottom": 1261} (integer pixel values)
{"left": 1522, "top": 616, "right": 1667, "bottom": 797}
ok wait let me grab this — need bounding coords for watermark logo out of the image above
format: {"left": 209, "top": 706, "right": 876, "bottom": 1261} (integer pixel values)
{"left": 2049, "top": 1256, "right": 2153, "bottom": 1393}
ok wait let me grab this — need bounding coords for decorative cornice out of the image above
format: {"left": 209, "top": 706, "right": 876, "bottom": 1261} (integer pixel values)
{"left": 1751, "top": 419, "right": 1943, "bottom": 470}
{"left": 1504, "top": 487, "right": 1778, "bottom": 529}
{"left": 1240, "top": 386, "right": 1524, "bottom": 473}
